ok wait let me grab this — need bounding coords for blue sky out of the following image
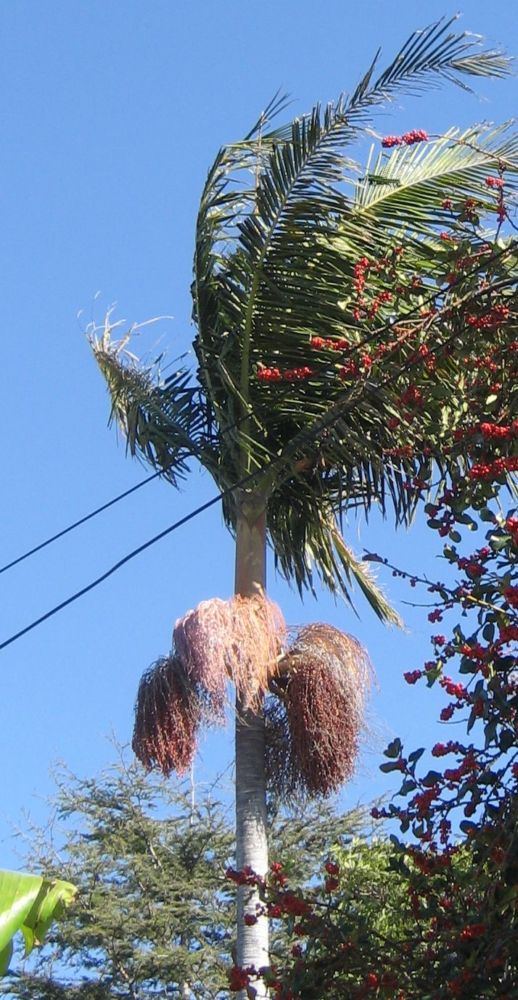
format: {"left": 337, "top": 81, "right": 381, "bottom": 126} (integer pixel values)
{"left": 1, "top": 0, "right": 517, "bottom": 869}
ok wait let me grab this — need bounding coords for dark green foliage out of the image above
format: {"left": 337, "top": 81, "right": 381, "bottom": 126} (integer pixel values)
{"left": 91, "top": 18, "right": 518, "bottom": 618}
{"left": 2, "top": 757, "right": 233, "bottom": 999}
{"left": 1, "top": 753, "right": 367, "bottom": 999}
{"left": 261, "top": 496, "right": 518, "bottom": 998}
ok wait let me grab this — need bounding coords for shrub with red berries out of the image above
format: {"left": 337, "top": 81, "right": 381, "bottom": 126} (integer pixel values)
{"left": 228, "top": 96, "right": 518, "bottom": 1000}
{"left": 237, "top": 464, "right": 517, "bottom": 997}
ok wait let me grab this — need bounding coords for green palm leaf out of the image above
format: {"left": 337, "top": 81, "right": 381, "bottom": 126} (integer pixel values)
{"left": 354, "top": 124, "right": 518, "bottom": 227}
{"left": 268, "top": 486, "right": 402, "bottom": 625}
{"left": 92, "top": 19, "right": 517, "bottom": 617}
{"left": 195, "top": 19, "right": 511, "bottom": 287}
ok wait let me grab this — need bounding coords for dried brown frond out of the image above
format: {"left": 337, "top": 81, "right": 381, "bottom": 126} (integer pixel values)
{"left": 132, "top": 655, "right": 202, "bottom": 776}
{"left": 268, "top": 623, "right": 372, "bottom": 799}
{"left": 173, "top": 594, "right": 286, "bottom": 712}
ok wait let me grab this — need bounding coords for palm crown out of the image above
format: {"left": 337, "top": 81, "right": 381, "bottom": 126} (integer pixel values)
{"left": 92, "top": 18, "right": 518, "bottom": 619}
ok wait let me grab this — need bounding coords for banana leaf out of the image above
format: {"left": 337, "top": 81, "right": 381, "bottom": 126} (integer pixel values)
{"left": 0, "top": 869, "right": 76, "bottom": 975}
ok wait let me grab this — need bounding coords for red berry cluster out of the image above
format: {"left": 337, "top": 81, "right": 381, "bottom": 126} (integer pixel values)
{"left": 442, "top": 196, "right": 481, "bottom": 219}
{"left": 228, "top": 964, "right": 257, "bottom": 991}
{"left": 352, "top": 252, "right": 402, "bottom": 321}
{"left": 257, "top": 366, "right": 282, "bottom": 382}
{"left": 466, "top": 303, "right": 510, "bottom": 329}
{"left": 459, "top": 922, "right": 486, "bottom": 940}
{"left": 432, "top": 740, "right": 461, "bottom": 757}
{"left": 503, "top": 585, "right": 518, "bottom": 608}
{"left": 381, "top": 129, "right": 429, "bottom": 147}
{"left": 270, "top": 861, "right": 288, "bottom": 887}
{"left": 469, "top": 456, "right": 518, "bottom": 481}
{"left": 338, "top": 359, "right": 359, "bottom": 380}
{"left": 440, "top": 676, "right": 467, "bottom": 699}
{"left": 485, "top": 176, "right": 504, "bottom": 189}
{"left": 353, "top": 256, "right": 371, "bottom": 295}
{"left": 478, "top": 420, "right": 518, "bottom": 440}
{"left": 399, "top": 384, "right": 423, "bottom": 408}
{"left": 225, "top": 865, "right": 264, "bottom": 888}
{"left": 403, "top": 670, "right": 422, "bottom": 685}
{"left": 309, "top": 336, "right": 349, "bottom": 351}
{"left": 256, "top": 365, "right": 313, "bottom": 383}
{"left": 485, "top": 176, "right": 507, "bottom": 221}
{"left": 324, "top": 860, "right": 340, "bottom": 892}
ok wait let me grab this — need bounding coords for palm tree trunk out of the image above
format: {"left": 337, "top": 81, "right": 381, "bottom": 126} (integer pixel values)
{"left": 234, "top": 492, "right": 269, "bottom": 996}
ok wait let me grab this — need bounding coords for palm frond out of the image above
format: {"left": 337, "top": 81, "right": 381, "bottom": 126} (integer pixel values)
{"left": 353, "top": 124, "right": 518, "bottom": 230}
{"left": 92, "top": 21, "right": 516, "bottom": 613}
{"left": 192, "top": 19, "right": 513, "bottom": 474}
{"left": 266, "top": 472, "right": 402, "bottom": 624}
{"left": 366, "top": 17, "right": 511, "bottom": 99}
{"left": 329, "top": 523, "right": 403, "bottom": 627}
{"left": 195, "top": 16, "right": 511, "bottom": 279}
{"left": 90, "top": 322, "right": 215, "bottom": 485}
{"left": 192, "top": 90, "right": 294, "bottom": 409}
{"left": 253, "top": 234, "right": 517, "bottom": 602}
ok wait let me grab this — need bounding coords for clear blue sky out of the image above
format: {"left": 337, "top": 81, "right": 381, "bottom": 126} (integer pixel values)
{"left": 1, "top": 0, "right": 517, "bottom": 869}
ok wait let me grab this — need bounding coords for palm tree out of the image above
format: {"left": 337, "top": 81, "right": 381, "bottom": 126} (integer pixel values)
{"left": 90, "top": 18, "right": 518, "bottom": 993}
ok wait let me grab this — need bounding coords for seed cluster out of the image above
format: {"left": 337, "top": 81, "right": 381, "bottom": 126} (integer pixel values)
{"left": 266, "top": 623, "right": 371, "bottom": 801}
{"left": 133, "top": 594, "right": 286, "bottom": 776}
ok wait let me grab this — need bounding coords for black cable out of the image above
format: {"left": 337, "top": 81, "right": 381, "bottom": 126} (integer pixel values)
{"left": 0, "top": 376, "right": 374, "bottom": 654}
{"left": 1, "top": 241, "right": 514, "bottom": 655}
{"left": 2, "top": 238, "right": 511, "bottom": 579}
{"left": 3, "top": 264, "right": 515, "bottom": 656}
{"left": 0, "top": 468, "right": 165, "bottom": 576}
{"left": 0, "top": 482, "right": 237, "bottom": 652}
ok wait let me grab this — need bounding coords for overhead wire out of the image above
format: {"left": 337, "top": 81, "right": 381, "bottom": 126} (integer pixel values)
{"left": 2, "top": 256, "right": 514, "bottom": 654}
{"left": 0, "top": 468, "right": 166, "bottom": 576}
{"left": 2, "top": 234, "right": 510, "bottom": 579}
{"left": 0, "top": 482, "right": 242, "bottom": 652}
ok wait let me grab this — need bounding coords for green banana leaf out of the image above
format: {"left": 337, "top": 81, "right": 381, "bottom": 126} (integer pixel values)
{"left": 0, "top": 869, "right": 76, "bottom": 975}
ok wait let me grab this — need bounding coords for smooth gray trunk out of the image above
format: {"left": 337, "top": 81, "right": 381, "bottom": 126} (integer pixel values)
{"left": 234, "top": 494, "right": 269, "bottom": 997}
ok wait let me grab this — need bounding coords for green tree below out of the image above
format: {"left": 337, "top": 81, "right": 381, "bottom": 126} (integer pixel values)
{"left": 1, "top": 752, "right": 367, "bottom": 999}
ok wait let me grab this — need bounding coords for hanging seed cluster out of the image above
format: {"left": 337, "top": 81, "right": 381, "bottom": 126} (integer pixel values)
{"left": 132, "top": 655, "right": 202, "bottom": 776}
{"left": 266, "top": 623, "right": 371, "bottom": 800}
{"left": 264, "top": 694, "right": 304, "bottom": 802}
{"left": 133, "top": 594, "right": 286, "bottom": 776}
{"left": 172, "top": 598, "right": 230, "bottom": 723}
{"left": 174, "top": 594, "right": 286, "bottom": 713}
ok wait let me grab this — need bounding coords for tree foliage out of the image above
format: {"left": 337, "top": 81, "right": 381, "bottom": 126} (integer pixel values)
{"left": 0, "top": 755, "right": 367, "bottom": 999}
{"left": 90, "top": 16, "right": 518, "bottom": 618}
{"left": 233, "top": 470, "right": 518, "bottom": 998}
{"left": 2, "top": 759, "right": 233, "bottom": 999}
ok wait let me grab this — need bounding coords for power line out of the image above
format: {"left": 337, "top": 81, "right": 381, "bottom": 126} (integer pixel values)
{"left": 0, "top": 484, "right": 234, "bottom": 652}
{"left": 1, "top": 241, "right": 501, "bottom": 579}
{"left": 2, "top": 273, "right": 511, "bottom": 655}
{"left": 0, "top": 378, "right": 370, "bottom": 653}
{"left": 1, "top": 243, "right": 514, "bottom": 652}
{"left": 0, "top": 347, "right": 371, "bottom": 580}
{"left": 0, "top": 468, "right": 165, "bottom": 576}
